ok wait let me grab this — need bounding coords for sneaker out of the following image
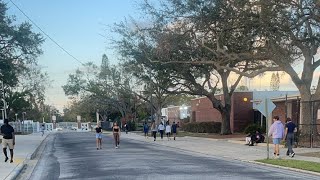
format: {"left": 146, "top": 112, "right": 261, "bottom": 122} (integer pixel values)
{"left": 97, "top": 148, "right": 99, "bottom": 150}
{"left": 115, "top": 146, "right": 118, "bottom": 149}
{"left": 5, "top": 157, "right": 8, "bottom": 162}
{"left": 273, "top": 153, "right": 277, "bottom": 159}
{"left": 10, "top": 159, "right": 13, "bottom": 163}
{"left": 290, "top": 153, "right": 295, "bottom": 158}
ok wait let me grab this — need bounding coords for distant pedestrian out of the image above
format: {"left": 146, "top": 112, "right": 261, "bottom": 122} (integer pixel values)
{"left": 284, "top": 117, "right": 297, "bottom": 158}
{"left": 165, "top": 122, "right": 171, "bottom": 141}
{"left": 158, "top": 122, "right": 165, "bottom": 140}
{"left": 268, "top": 116, "right": 285, "bottom": 159}
{"left": 40, "top": 124, "right": 45, "bottom": 136}
{"left": 172, "top": 122, "right": 178, "bottom": 140}
{"left": 113, "top": 122, "right": 120, "bottom": 148}
{"left": 151, "top": 121, "right": 157, "bottom": 141}
{"left": 143, "top": 122, "right": 149, "bottom": 139}
{"left": 95, "top": 124, "right": 103, "bottom": 150}
{"left": 124, "top": 123, "right": 128, "bottom": 134}
{"left": 1, "top": 119, "right": 15, "bottom": 163}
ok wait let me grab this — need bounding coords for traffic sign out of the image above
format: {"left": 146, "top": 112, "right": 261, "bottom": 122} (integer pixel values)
{"left": 255, "top": 98, "right": 276, "bottom": 117}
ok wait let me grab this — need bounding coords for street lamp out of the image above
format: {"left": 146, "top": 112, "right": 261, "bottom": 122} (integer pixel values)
{"left": 22, "top": 112, "right": 26, "bottom": 133}
{"left": 1, "top": 108, "right": 4, "bottom": 120}
{"left": 15, "top": 113, "right": 18, "bottom": 122}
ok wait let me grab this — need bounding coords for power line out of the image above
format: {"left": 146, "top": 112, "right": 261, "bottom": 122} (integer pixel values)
{"left": 8, "top": 0, "right": 86, "bottom": 66}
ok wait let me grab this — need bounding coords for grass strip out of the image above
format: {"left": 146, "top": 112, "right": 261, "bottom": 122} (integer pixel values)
{"left": 256, "top": 159, "right": 320, "bottom": 173}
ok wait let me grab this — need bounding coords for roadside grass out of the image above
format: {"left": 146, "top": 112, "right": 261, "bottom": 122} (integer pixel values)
{"left": 256, "top": 159, "right": 320, "bottom": 173}
{"left": 299, "top": 151, "right": 320, "bottom": 158}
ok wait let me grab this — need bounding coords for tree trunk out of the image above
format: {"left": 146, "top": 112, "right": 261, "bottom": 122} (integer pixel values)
{"left": 299, "top": 92, "right": 312, "bottom": 134}
{"left": 207, "top": 93, "right": 232, "bottom": 135}
{"left": 220, "top": 106, "right": 232, "bottom": 135}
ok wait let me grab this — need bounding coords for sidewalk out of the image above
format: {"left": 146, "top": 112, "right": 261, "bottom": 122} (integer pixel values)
{"left": 0, "top": 132, "right": 49, "bottom": 180}
{"left": 121, "top": 132, "right": 320, "bottom": 163}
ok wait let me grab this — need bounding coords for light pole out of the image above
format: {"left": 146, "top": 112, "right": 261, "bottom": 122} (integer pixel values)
{"left": 15, "top": 113, "right": 18, "bottom": 121}
{"left": 1, "top": 109, "right": 4, "bottom": 120}
{"left": 22, "top": 112, "right": 26, "bottom": 133}
{"left": 1, "top": 81, "right": 7, "bottom": 119}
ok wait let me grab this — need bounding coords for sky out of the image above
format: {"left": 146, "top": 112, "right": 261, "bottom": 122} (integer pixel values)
{"left": 4, "top": 0, "right": 320, "bottom": 112}
{"left": 5, "top": 0, "right": 140, "bottom": 111}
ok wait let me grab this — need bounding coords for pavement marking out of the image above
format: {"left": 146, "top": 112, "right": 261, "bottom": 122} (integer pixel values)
{"left": 12, "top": 158, "right": 24, "bottom": 164}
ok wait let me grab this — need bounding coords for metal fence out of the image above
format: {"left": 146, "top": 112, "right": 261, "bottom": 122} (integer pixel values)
{"left": 293, "top": 99, "right": 320, "bottom": 148}
{"left": 0, "top": 121, "right": 39, "bottom": 134}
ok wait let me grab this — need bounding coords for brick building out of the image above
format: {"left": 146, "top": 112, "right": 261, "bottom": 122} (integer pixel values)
{"left": 191, "top": 91, "right": 298, "bottom": 133}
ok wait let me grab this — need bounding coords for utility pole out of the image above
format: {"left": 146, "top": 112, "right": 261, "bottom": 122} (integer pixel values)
{"left": 1, "top": 81, "right": 7, "bottom": 119}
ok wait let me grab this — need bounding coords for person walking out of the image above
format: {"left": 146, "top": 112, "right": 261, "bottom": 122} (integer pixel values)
{"left": 95, "top": 124, "right": 103, "bottom": 150}
{"left": 124, "top": 123, "right": 129, "bottom": 134}
{"left": 172, "top": 122, "right": 178, "bottom": 140}
{"left": 40, "top": 124, "right": 45, "bottom": 136}
{"left": 151, "top": 121, "right": 157, "bottom": 141}
{"left": 165, "top": 121, "right": 171, "bottom": 141}
{"left": 268, "top": 116, "right": 285, "bottom": 159}
{"left": 284, "top": 117, "right": 297, "bottom": 157}
{"left": 143, "top": 122, "right": 149, "bottom": 139}
{"left": 113, "top": 122, "right": 121, "bottom": 148}
{"left": 1, "top": 119, "right": 15, "bottom": 163}
{"left": 158, "top": 122, "right": 165, "bottom": 140}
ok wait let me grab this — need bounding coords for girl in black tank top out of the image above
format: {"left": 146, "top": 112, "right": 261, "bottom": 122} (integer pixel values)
{"left": 113, "top": 122, "right": 120, "bottom": 148}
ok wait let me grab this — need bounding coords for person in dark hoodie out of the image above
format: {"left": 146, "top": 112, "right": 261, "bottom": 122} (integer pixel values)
{"left": 284, "top": 117, "right": 297, "bottom": 157}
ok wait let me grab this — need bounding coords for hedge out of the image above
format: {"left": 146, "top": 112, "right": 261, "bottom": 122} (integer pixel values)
{"left": 244, "top": 123, "right": 266, "bottom": 134}
{"left": 182, "top": 122, "right": 221, "bottom": 133}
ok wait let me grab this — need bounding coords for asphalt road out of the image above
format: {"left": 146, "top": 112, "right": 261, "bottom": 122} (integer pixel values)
{"left": 22, "top": 132, "right": 320, "bottom": 180}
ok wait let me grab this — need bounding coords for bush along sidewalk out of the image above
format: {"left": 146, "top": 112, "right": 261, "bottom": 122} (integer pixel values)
{"left": 182, "top": 122, "right": 221, "bottom": 133}
{"left": 256, "top": 159, "right": 320, "bottom": 173}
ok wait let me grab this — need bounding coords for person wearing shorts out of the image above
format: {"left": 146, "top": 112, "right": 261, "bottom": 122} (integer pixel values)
{"left": 1, "top": 119, "right": 15, "bottom": 163}
{"left": 113, "top": 122, "right": 120, "bottom": 149}
{"left": 268, "top": 116, "right": 284, "bottom": 159}
{"left": 95, "top": 125, "right": 102, "bottom": 150}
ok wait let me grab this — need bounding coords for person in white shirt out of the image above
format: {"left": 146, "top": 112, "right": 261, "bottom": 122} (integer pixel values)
{"left": 165, "top": 122, "right": 171, "bottom": 141}
{"left": 158, "top": 122, "right": 165, "bottom": 140}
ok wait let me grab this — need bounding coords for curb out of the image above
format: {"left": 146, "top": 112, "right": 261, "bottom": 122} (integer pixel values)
{"left": 247, "top": 160, "right": 320, "bottom": 177}
{"left": 29, "top": 133, "right": 50, "bottom": 160}
{"left": 5, "top": 133, "right": 50, "bottom": 180}
{"left": 5, "top": 162, "right": 26, "bottom": 180}
{"left": 125, "top": 133, "right": 320, "bottom": 177}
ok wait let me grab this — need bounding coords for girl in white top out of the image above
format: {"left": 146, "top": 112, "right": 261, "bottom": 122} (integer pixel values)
{"left": 165, "top": 122, "right": 171, "bottom": 141}
{"left": 158, "top": 122, "right": 165, "bottom": 140}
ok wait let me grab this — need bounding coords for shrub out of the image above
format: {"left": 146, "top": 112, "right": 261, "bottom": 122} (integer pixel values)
{"left": 182, "top": 122, "right": 221, "bottom": 133}
{"left": 244, "top": 124, "right": 265, "bottom": 134}
{"left": 127, "top": 120, "right": 136, "bottom": 131}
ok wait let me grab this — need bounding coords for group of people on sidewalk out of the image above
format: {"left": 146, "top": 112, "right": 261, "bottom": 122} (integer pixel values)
{"left": 148, "top": 121, "right": 178, "bottom": 141}
{"left": 95, "top": 121, "right": 121, "bottom": 150}
{"left": 245, "top": 116, "right": 297, "bottom": 159}
{"left": 268, "top": 116, "right": 297, "bottom": 159}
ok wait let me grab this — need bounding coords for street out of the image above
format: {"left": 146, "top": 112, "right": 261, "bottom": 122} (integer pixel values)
{"left": 19, "top": 132, "right": 320, "bottom": 180}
